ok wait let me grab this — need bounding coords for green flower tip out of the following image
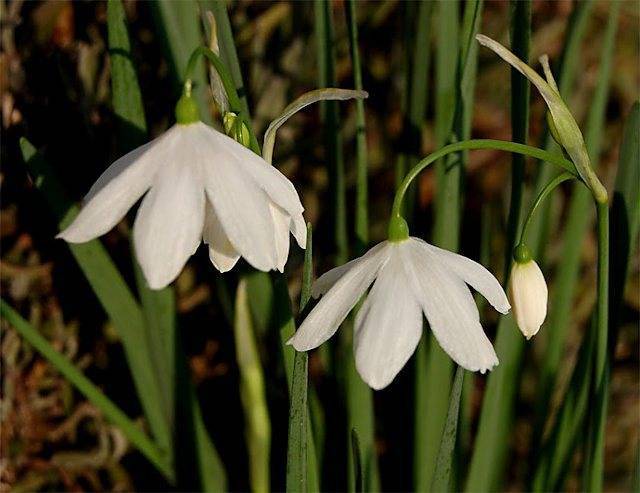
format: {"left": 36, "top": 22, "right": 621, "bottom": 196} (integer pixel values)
{"left": 175, "top": 94, "right": 200, "bottom": 125}
{"left": 223, "top": 112, "right": 251, "bottom": 147}
{"left": 513, "top": 243, "right": 532, "bottom": 264}
{"left": 388, "top": 215, "right": 409, "bottom": 242}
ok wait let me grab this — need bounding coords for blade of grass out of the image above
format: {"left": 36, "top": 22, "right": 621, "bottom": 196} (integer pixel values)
{"left": 315, "top": 0, "right": 347, "bottom": 263}
{"left": 417, "top": 1, "right": 485, "bottom": 489}
{"left": 0, "top": 300, "right": 173, "bottom": 480}
{"left": 346, "top": 0, "right": 368, "bottom": 254}
{"left": 315, "top": 1, "right": 378, "bottom": 490}
{"left": 466, "top": 4, "right": 592, "bottom": 489}
{"left": 351, "top": 429, "right": 364, "bottom": 493}
{"left": 108, "top": 3, "right": 227, "bottom": 488}
{"left": 430, "top": 366, "right": 465, "bottom": 492}
{"left": 19, "top": 138, "right": 171, "bottom": 466}
{"left": 235, "top": 279, "right": 271, "bottom": 493}
{"left": 503, "top": 0, "right": 531, "bottom": 277}
{"left": 395, "top": 0, "right": 433, "bottom": 218}
{"left": 286, "top": 224, "right": 319, "bottom": 493}
{"left": 107, "top": 0, "right": 175, "bottom": 452}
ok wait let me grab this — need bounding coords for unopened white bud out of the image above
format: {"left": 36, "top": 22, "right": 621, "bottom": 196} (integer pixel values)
{"left": 509, "top": 258, "right": 548, "bottom": 340}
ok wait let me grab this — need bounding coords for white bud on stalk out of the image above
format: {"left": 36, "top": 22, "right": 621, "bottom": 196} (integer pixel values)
{"left": 509, "top": 258, "right": 548, "bottom": 340}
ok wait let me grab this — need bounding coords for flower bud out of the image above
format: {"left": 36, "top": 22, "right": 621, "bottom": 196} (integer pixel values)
{"left": 223, "top": 112, "right": 251, "bottom": 147}
{"left": 509, "top": 253, "right": 548, "bottom": 340}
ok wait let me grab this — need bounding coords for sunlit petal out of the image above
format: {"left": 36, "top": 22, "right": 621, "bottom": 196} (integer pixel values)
{"left": 203, "top": 200, "right": 240, "bottom": 273}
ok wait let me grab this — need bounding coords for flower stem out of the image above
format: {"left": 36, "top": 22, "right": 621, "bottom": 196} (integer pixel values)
{"left": 390, "top": 139, "right": 577, "bottom": 222}
{"left": 183, "top": 46, "right": 260, "bottom": 152}
{"left": 518, "top": 172, "right": 576, "bottom": 247}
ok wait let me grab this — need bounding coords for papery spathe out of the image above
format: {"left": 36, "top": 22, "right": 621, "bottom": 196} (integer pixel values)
{"left": 58, "top": 122, "right": 306, "bottom": 289}
{"left": 288, "top": 237, "right": 510, "bottom": 390}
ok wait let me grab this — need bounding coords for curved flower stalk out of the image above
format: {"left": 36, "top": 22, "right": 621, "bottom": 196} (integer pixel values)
{"left": 289, "top": 218, "right": 510, "bottom": 390}
{"left": 58, "top": 108, "right": 306, "bottom": 289}
{"left": 476, "top": 34, "right": 607, "bottom": 203}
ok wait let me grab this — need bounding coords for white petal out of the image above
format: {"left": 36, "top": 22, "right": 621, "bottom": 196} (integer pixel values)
{"left": 354, "top": 250, "right": 422, "bottom": 390}
{"left": 311, "top": 242, "right": 388, "bottom": 298}
{"left": 203, "top": 201, "right": 240, "bottom": 273}
{"left": 270, "top": 202, "right": 291, "bottom": 272}
{"left": 400, "top": 239, "right": 498, "bottom": 373}
{"left": 133, "top": 157, "right": 205, "bottom": 289}
{"left": 288, "top": 243, "right": 391, "bottom": 351}
{"left": 419, "top": 239, "right": 511, "bottom": 314}
{"left": 197, "top": 123, "right": 304, "bottom": 217}
{"left": 196, "top": 124, "right": 278, "bottom": 271}
{"left": 509, "top": 260, "right": 548, "bottom": 339}
{"left": 57, "top": 127, "right": 180, "bottom": 242}
{"left": 290, "top": 212, "right": 307, "bottom": 249}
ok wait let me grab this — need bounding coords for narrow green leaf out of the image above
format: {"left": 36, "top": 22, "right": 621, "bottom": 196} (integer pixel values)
{"left": 351, "top": 429, "right": 364, "bottom": 493}
{"left": 610, "top": 102, "right": 640, "bottom": 333}
{"left": 418, "top": 1, "right": 483, "bottom": 489}
{"left": 504, "top": 0, "right": 531, "bottom": 277}
{"left": 235, "top": 279, "right": 271, "bottom": 493}
{"left": 315, "top": 1, "right": 378, "bottom": 490}
{"left": 346, "top": 0, "right": 369, "bottom": 253}
{"left": 0, "top": 300, "right": 173, "bottom": 480}
{"left": 19, "top": 138, "right": 171, "bottom": 463}
{"left": 107, "top": 0, "right": 175, "bottom": 454}
{"left": 315, "top": 0, "right": 347, "bottom": 264}
{"left": 430, "top": 366, "right": 465, "bottom": 492}
{"left": 286, "top": 346, "right": 309, "bottom": 493}
{"left": 286, "top": 224, "right": 316, "bottom": 493}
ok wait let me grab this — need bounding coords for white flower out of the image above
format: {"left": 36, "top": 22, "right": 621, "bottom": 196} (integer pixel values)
{"left": 288, "top": 237, "right": 510, "bottom": 390}
{"left": 509, "top": 259, "right": 548, "bottom": 340}
{"left": 58, "top": 122, "right": 306, "bottom": 289}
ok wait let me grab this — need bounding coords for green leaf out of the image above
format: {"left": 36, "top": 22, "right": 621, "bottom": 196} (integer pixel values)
{"left": 504, "top": 0, "right": 531, "bottom": 277}
{"left": 351, "top": 429, "right": 364, "bottom": 493}
{"left": 346, "top": 0, "right": 369, "bottom": 253}
{"left": 417, "top": 1, "right": 482, "bottom": 489}
{"left": 235, "top": 279, "right": 271, "bottom": 493}
{"left": 430, "top": 366, "right": 465, "bottom": 492}
{"left": 19, "top": 138, "right": 171, "bottom": 464}
{"left": 0, "top": 299, "right": 173, "bottom": 480}
{"left": 107, "top": 0, "right": 175, "bottom": 455}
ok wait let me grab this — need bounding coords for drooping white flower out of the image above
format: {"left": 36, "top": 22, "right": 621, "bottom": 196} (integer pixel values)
{"left": 509, "top": 258, "right": 548, "bottom": 340}
{"left": 58, "top": 121, "right": 306, "bottom": 289}
{"left": 288, "top": 237, "right": 510, "bottom": 390}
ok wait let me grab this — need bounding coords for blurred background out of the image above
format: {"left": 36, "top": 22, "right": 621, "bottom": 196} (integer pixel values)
{"left": 1, "top": 0, "right": 638, "bottom": 491}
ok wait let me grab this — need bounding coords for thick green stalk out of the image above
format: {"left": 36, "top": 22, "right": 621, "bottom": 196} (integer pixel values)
{"left": 584, "top": 200, "right": 609, "bottom": 492}
{"left": 1, "top": 300, "right": 173, "bottom": 479}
